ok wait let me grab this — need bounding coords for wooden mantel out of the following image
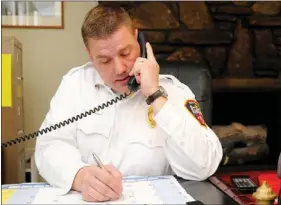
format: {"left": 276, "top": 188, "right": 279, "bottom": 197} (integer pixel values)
{"left": 212, "top": 78, "right": 281, "bottom": 91}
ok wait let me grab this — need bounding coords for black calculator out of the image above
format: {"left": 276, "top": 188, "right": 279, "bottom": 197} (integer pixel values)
{"left": 231, "top": 175, "right": 258, "bottom": 194}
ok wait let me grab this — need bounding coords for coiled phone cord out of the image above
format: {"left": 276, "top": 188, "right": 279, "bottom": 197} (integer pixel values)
{"left": 1, "top": 92, "right": 131, "bottom": 149}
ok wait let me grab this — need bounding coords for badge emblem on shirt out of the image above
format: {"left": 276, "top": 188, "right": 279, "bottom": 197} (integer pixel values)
{"left": 184, "top": 99, "right": 206, "bottom": 127}
{"left": 147, "top": 106, "right": 157, "bottom": 128}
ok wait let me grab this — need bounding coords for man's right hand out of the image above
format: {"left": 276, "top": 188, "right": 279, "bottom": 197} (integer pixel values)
{"left": 72, "top": 165, "right": 123, "bottom": 202}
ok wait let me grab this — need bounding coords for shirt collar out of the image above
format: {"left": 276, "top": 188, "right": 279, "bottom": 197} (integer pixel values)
{"left": 86, "top": 62, "right": 105, "bottom": 88}
{"left": 87, "top": 62, "right": 119, "bottom": 97}
{"left": 93, "top": 72, "right": 105, "bottom": 88}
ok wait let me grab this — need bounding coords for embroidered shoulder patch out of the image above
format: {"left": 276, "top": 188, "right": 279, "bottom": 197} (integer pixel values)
{"left": 184, "top": 99, "right": 206, "bottom": 127}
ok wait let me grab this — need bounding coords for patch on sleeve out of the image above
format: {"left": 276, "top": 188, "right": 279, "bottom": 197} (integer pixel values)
{"left": 184, "top": 99, "right": 206, "bottom": 127}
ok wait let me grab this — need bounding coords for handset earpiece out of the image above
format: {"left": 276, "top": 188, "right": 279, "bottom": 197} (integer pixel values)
{"left": 138, "top": 31, "right": 147, "bottom": 59}
{"left": 127, "top": 31, "right": 147, "bottom": 92}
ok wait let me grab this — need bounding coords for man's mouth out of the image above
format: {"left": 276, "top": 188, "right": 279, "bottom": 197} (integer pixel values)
{"left": 116, "top": 76, "right": 129, "bottom": 86}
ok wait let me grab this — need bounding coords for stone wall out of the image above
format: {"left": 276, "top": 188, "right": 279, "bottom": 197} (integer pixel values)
{"left": 98, "top": 1, "right": 281, "bottom": 165}
{"left": 100, "top": 1, "right": 281, "bottom": 81}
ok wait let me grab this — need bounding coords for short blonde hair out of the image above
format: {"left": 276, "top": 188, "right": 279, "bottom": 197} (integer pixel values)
{"left": 81, "top": 4, "right": 134, "bottom": 46}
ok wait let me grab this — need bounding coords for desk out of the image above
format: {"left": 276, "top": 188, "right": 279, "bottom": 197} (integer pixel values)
{"left": 2, "top": 178, "right": 237, "bottom": 204}
{"left": 179, "top": 179, "right": 237, "bottom": 205}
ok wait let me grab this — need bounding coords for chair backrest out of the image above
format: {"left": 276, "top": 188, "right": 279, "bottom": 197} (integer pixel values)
{"left": 159, "top": 61, "right": 213, "bottom": 127}
{"left": 277, "top": 152, "right": 281, "bottom": 205}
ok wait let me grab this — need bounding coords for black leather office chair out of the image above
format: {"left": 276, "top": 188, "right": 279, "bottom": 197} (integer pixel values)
{"left": 159, "top": 61, "right": 212, "bottom": 127}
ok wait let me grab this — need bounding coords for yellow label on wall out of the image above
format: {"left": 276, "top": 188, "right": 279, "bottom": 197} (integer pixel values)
{"left": 2, "top": 189, "right": 16, "bottom": 204}
{"left": 2, "top": 54, "right": 12, "bottom": 107}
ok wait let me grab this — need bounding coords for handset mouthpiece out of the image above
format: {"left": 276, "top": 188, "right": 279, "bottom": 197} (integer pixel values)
{"left": 127, "top": 76, "right": 140, "bottom": 92}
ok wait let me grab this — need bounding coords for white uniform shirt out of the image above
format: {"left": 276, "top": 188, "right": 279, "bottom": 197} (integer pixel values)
{"left": 35, "top": 62, "right": 223, "bottom": 194}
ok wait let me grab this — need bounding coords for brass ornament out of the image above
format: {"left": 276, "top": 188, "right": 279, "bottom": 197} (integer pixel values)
{"left": 147, "top": 106, "right": 156, "bottom": 128}
{"left": 252, "top": 181, "right": 277, "bottom": 205}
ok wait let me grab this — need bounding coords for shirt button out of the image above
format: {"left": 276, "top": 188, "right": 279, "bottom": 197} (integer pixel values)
{"left": 148, "top": 140, "right": 153, "bottom": 145}
{"left": 180, "top": 141, "right": 185, "bottom": 147}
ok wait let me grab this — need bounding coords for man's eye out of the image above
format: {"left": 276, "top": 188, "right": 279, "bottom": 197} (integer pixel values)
{"left": 121, "top": 51, "right": 130, "bottom": 57}
{"left": 101, "top": 59, "right": 110, "bottom": 64}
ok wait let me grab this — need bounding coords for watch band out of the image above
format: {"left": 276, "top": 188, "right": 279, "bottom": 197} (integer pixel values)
{"left": 146, "top": 86, "right": 166, "bottom": 105}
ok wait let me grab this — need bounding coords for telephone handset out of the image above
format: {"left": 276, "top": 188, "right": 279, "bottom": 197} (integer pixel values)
{"left": 127, "top": 31, "right": 147, "bottom": 92}
{"left": 1, "top": 31, "right": 148, "bottom": 148}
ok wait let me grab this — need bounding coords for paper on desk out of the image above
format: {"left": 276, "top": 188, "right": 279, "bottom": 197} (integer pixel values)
{"left": 32, "top": 184, "right": 162, "bottom": 204}
{"left": 31, "top": 188, "right": 68, "bottom": 204}
{"left": 32, "top": 176, "right": 194, "bottom": 204}
{"left": 2, "top": 189, "right": 16, "bottom": 204}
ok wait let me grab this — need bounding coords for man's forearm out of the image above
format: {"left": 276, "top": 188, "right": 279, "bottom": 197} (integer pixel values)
{"left": 152, "top": 95, "right": 223, "bottom": 179}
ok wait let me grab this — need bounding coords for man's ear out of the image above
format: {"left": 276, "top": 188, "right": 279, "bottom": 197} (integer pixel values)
{"left": 85, "top": 47, "right": 94, "bottom": 62}
{"left": 134, "top": 28, "right": 138, "bottom": 40}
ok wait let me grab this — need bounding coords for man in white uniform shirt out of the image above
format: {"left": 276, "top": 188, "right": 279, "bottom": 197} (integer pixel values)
{"left": 35, "top": 4, "right": 223, "bottom": 203}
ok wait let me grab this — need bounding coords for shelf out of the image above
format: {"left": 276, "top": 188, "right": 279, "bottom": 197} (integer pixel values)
{"left": 212, "top": 78, "right": 281, "bottom": 92}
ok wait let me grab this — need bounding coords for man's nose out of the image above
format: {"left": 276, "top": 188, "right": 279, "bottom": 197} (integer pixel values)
{"left": 114, "top": 58, "right": 127, "bottom": 75}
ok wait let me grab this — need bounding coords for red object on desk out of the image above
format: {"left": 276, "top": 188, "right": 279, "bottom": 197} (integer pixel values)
{"left": 209, "top": 170, "right": 281, "bottom": 205}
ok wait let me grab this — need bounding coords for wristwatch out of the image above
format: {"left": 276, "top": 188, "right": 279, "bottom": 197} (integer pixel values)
{"left": 146, "top": 86, "right": 168, "bottom": 105}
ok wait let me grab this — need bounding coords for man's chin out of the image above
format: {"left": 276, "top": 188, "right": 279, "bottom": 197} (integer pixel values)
{"left": 120, "top": 87, "right": 130, "bottom": 94}
{"left": 112, "top": 86, "right": 129, "bottom": 95}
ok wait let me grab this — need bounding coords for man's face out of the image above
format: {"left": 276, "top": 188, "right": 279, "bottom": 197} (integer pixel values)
{"left": 86, "top": 26, "right": 140, "bottom": 94}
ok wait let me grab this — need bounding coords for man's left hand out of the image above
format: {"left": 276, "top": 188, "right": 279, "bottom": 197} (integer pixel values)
{"left": 129, "top": 42, "right": 159, "bottom": 97}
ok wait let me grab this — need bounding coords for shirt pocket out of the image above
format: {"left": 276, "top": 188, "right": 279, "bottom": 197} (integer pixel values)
{"left": 76, "top": 112, "right": 112, "bottom": 163}
{"left": 125, "top": 102, "right": 168, "bottom": 150}
{"left": 122, "top": 133, "right": 168, "bottom": 176}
